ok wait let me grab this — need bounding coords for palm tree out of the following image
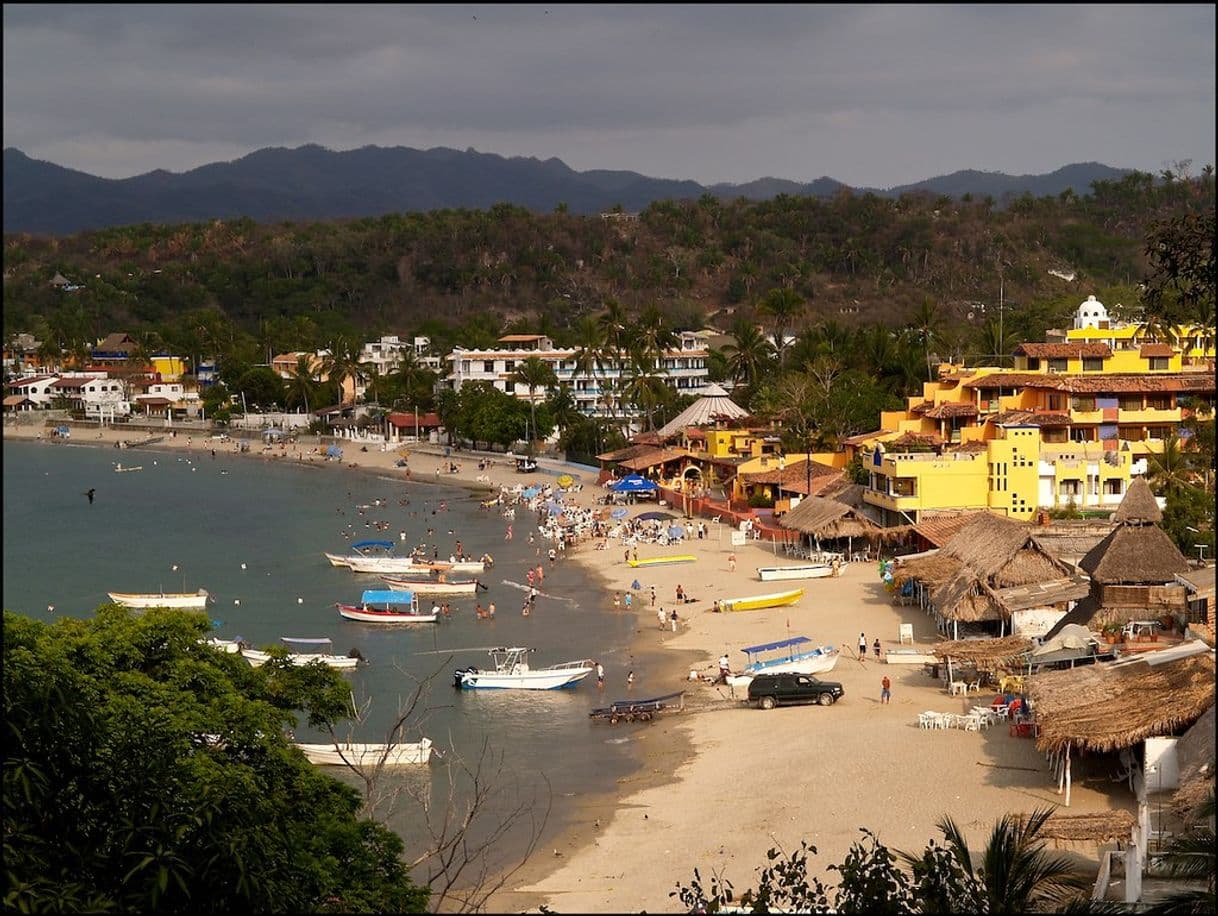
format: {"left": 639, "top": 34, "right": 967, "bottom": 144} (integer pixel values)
{"left": 394, "top": 348, "right": 438, "bottom": 411}
{"left": 901, "top": 807, "right": 1089, "bottom": 913}
{"left": 638, "top": 305, "right": 678, "bottom": 356}
{"left": 571, "top": 315, "right": 607, "bottom": 414}
{"left": 760, "top": 287, "right": 805, "bottom": 358}
{"left": 1147, "top": 432, "right": 1198, "bottom": 501}
{"left": 321, "top": 337, "right": 365, "bottom": 406}
{"left": 510, "top": 355, "right": 558, "bottom": 454}
{"left": 621, "top": 344, "right": 671, "bottom": 433}
{"left": 911, "top": 297, "right": 943, "bottom": 381}
{"left": 284, "top": 354, "right": 318, "bottom": 414}
{"left": 723, "top": 317, "right": 776, "bottom": 392}
{"left": 598, "top": 299, "right": 628, "bottom": 357}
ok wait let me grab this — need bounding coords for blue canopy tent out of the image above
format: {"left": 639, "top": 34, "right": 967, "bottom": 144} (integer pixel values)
{"left": 326, "top": 444, "right": 344, "bottom": 459}
{"left": 668, "top": 526, "right": 685, "bottom": 540}
{"left": 546, "top": 502, "right": 565, "bottom": 516}
{"left": 361, "top": 589, "right": 415, "bottom": 605}
{"left": 262, "top": 428, "right": 286, "bottom": 440}
{"left": 522, "top": 485, "right": 543, "bottom": 499}
{"left": 608, "top": 475, "right": 659, "bottom": 494}
{"left": 351, "top": 539, "right": 395, "bottom": 551}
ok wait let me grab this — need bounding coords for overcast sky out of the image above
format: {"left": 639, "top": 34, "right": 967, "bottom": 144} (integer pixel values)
{"left": 4, "top": 4, "right": 1214, "bottom": 187}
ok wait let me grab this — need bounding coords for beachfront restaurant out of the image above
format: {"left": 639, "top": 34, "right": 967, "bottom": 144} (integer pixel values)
{"left": 1026, "top": 642, "right": 1214, "bottom": 903}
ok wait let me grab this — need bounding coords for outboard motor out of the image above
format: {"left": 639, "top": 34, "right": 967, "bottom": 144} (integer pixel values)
{"left": 347, "top": 647, "right": 365, "bottom": 663}
{"left": 453, "top": 665, "right": 478, "bottom": 689}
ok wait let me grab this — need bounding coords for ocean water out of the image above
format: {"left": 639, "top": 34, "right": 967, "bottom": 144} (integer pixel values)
{"left": 2, "top": 439, "right": 653, "bottom": 879}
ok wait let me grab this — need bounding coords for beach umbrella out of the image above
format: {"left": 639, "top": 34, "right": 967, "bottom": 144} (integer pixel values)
{"left": 546, "top": 502, "right": 564, "bottom": 516}
{"left": 637, "top": 511, "right": 675, "bottom": 521}
{"left": 326, "top": 444, "right": 343, "bottom": 459}
{"left": 611, "top": 508, "right": 628, "bottom": 519}
{"left": 522, "top": 485, "right": 542, "bottom": 499}
{"left": 668, "top": 525, "right": 685, "bottom": 539}
{"left": 556, "top": 474, "right": 575, "bottom": 488}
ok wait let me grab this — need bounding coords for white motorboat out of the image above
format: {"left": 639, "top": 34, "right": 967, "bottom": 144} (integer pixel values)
{"left": 203, "top": 637, "right": 242, "bottom": 653}
{"left": 241, "top": 637, "right": 363, "bottom": 670}
{"left": 108, "top": 588, "right": 210, "bottom": 610}
{"left": 756, "top": 563, "right": 839, "bottom": 582}
{"left": 381, "top": 575, "right": 479, "bottom": 596}
{"left": 295, "top": 738, "right": 433, "bottom": 766}
{"left": 453, "top": 647, "right": 595, "bottom": 690}
{"left": 347, "top": 556, "right": 486, "bottom": 576}
{"left": 324, "top": 539, "right": 398, "bottom": 568}
{"left": 725, "top": 636, "right": 840, "bottom": 688}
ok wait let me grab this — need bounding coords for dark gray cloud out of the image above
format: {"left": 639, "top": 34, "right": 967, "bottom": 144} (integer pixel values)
{"left": 4, "top": 4, "right": 1214, "bottom": 186}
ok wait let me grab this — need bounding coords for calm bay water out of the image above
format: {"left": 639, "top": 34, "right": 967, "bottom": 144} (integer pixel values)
{"left": 2, "top": 438, "right": 651, "bottom": 878}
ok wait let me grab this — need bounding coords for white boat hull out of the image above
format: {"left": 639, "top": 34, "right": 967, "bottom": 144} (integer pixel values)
{"left": 347, "top": 557, "right": 486, "bottom": 576}
{"left": 458, "top": 667, "right": 593, "bottom": 690}
{"left": 337, "top": 605, "right": 438, "bottom": 624}
{"left": 325, "top": 552, "right": 355, "bottom": 568}
{"left": 295, "top": 739, "right": 432, "bottom": 766}
{"left": 382, "top": 577, "right": 477, "bottom": 596}
{"left": 242, "top": 648, "right": 360, "bottom": 670}
{"left": 203, "top": 638, "right": 242, "bottom": 653}
{"left": 109, "top": 590, "right": 209, "bottom": 610}
{"left": 726, "top": 650, "right": 840, "bottom": 687}
{"left": 757, "top": 564, "right": 836, "bottom": 582}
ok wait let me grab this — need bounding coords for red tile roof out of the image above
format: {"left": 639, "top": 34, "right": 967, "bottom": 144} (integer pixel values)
{"left": 387, "top": 411, "right": 442, "bottom": 429}
{"left": 1015, "top": 342, "right": 1112, "bottom": 359}
{"left": 1139, "top": 344, "right": 1175, "bottom": 357}
{"left": 992, "top": 409, "right": 1073, "bottom": 427}
{"left": 918, "top": 402, "right": 979, "bottom": 419}
{"left": 964, "top": 372, "right": 1214, "bottom": 394}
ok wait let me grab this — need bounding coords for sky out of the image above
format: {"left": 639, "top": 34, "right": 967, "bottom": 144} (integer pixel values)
{"left": 3, "top": 4, "right": 1215, "bottom": 188}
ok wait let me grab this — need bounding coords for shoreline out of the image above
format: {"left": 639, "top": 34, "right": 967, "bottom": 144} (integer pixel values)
{"left": 2, "top": 420, "right": 707, "bottom": 908}
{"left": 4, "top": 422, "right": 1134, "bottom": 913}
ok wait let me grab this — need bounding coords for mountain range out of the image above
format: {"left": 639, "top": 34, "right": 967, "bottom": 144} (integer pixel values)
{"left": 2, "top": 144, "right": 1134, "bottom": 236}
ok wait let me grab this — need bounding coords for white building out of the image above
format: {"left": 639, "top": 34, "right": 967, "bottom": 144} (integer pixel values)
{"left": 6, "top": 374, "right": 60, "bottom": 408}
{"left": 359, "top": 335, "right": 441, "bottom": 376}
{"left": 47, "top": 373, "right": 130, "bottom": 419}
{"left": 444, "top": 332, "right": 710, "bottom": 421}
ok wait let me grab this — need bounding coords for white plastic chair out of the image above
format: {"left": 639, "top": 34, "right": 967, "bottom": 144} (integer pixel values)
{"left": 949, "top": 681, "right": 968, "bottom": 696}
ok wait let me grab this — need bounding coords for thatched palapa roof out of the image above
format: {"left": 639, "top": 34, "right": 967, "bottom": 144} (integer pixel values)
{"left": 1172, "top": 705, "right": 1215, "bottom": 820}
{"left": 1027, "top": 644, "right": 1215, "bottom": 755}
{"left": 932, "top": 635, "right": 1033, "bottom": 668}
{"left": 1080, "top": 525, "right": 1189, "bottom": 585}
{"left": 778, "top": 495, "right": 886, "bottom": 540}
{"left": 1112, "top": 477, "right": 1163, "bottom": 525}
{"left": 1039, "top": 811, "right": 1136, "bottom": 846}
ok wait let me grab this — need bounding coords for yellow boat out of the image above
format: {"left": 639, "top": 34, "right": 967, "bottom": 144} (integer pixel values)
{"left": 714, "top": 588, "right": 804, "bottom": 613}
{"left": 627, "top": 555, "right": 697, "bottom": 568}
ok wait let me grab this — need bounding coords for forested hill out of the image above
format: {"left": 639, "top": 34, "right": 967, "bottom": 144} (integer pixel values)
{"left": 3, "top": 144, "right": 1135, "bottom": 236}
{"left": 2, "top": 168, "right": 1212, "bottom": 365}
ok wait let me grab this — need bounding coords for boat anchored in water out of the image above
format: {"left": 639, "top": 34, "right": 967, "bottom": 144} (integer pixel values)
{"left": 240, "top": 637, "right": 364, "bottom": 670}
{"left": 295, "top": 738, "right": 433, "bottom": 766}
{"left": 336, "top": 589, "right": 437, "bottom": 623}
{"left": 324, "top": 539, "right": 398, "bottom": 568}
{"left": 108, "top": 588, "right": 210, "bottom": 610}
{"left": 453, "top": 647, "right": 595, "bottom": 690}
{"left": 381, "top": 574, "right": 480, "bottom": 596}
{"left": 725, "top": 636, "right": 840, "bottom": 688}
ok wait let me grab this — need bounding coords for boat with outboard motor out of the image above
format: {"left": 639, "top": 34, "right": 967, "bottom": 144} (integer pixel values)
{"left": 381, "top": 575, "right": 481, "bottom": 596}
{"left": 325, "top": 539, "right": 398, "bottom": 568}
{"left": 108, "top": 588, "right": 210, "bottom": 610}
{"left": 295, "top": 738, "right": 433, "bottom": 766}
{"left": 453, "top": 647, "right": 595, "bottom": 690}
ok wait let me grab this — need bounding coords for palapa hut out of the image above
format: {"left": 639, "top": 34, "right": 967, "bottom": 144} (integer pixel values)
{"left": 893, "top": 511, "right": 1080, "bottom": 639}
{"left": 1026, "top": 642, "right": 1215, "bottom": 807}
{"left": 1043, "top": 479, "right": 1191, "bottom": 640}
{"left": 777, "top": 491, "right": 891, "bottom": 558}
{"left": 931, "top": 635, "right": 1033, "bottom": 685}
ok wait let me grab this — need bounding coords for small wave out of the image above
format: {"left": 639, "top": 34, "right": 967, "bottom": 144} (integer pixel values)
{"left": 604, "top": 737, "right": 631, "bottom": 745}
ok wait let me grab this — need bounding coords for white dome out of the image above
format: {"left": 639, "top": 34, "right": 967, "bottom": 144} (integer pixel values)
{"left": 1073, "top": 294, "right": 1108, "bottom": 330}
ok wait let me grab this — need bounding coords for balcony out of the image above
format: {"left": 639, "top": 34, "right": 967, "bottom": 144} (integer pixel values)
{"left": 863, "top": 488, "right": 921, "bottom": 511}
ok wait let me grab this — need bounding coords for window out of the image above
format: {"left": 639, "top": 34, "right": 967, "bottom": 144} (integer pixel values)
{"left": 1070, "top": 396, "right": 1096, "bottom": 412}
{"left": 1047, "top": 394, "right": 1066, "bottom": 411}
{"left": 1104, "top": 480, "right": 1123, "bottom": 496}
{"left": 1119, "top": 395, "right": 1143, "bottom": 412}
{"left": 1059, "top": 480, "right": 1082, "bottom": 497}
{"left": 504, "top": 360, "right": 515, "bottom": 372}
{"left": 1082, "top": 358, "right": 1104, "bottom": 372}
{"left": 1071, "top": 427, "right": 1096, "bottom": 443}
{"left": 1148, "top": 357, "right": 1169, "bottom": 370}
{"left": 505, "top": 381, "right": 515, "bottom": 394}
{"left": 483, "top": 361, "right": 494, "bottom": 373}
{"left": 1024, "top": 357, "right": 1041, "bottom": 370}
{"left": 1048, "top": 358, "right": 1068, "bottom": 372}
{"left": 891, "top": 478, "right": 916, "bottom": 498}
{"left": 1146, "top": 395, "right": 1172, "bottom": 411}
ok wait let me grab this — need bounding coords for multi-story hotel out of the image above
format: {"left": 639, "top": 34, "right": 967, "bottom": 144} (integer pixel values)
{"left": 853, "top": 296, "right": 1215, "bottom": 524}
{"left": 444, "top": 332, "right": 711, "bottom": 423}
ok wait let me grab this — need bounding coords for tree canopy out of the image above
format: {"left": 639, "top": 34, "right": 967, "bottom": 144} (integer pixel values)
{"left": 2, "top": 607, "right": 429, "bottom": 914}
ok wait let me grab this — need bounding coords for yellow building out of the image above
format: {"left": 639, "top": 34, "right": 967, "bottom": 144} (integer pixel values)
{"left": 150, "top": 355, "right": 187, "bottom": 381}
{"left": 1048, "top": 294, "right": 1215, "bottom": 368}
{"left": 863, "top": 423, "right": 1145, "bottom": 525}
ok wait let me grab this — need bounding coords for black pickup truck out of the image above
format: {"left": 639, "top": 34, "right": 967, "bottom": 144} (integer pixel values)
{"left": 747, "top": 672, "right": 844, "bottom": 709}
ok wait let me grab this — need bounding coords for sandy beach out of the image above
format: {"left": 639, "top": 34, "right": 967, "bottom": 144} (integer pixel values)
{"left": 4, "top": 420, "right": 1133, "bottom": 912}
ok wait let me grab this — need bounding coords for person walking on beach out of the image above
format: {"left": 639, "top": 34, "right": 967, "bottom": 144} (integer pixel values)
{"left": 858, "top": 632, "right": 867, "bottom": 662}
{"left": 873, "top": 637, "right": 882, "bottom": 659}
{"left": 650, "top": 585, "right": 657, "bottom": 607}
{"left": 624, "top": 592, "right": 633, "bottom": 610}
{"left": 718, "top": 653, "right": 731, "bottom": 684}
{"left": 675, "top": 584, "right": 685, "bottom": 602}
{"left": 505, "top": 524, "right": 513, "bottom": 541}
{"left": 627, "top": 671, "right": 634, "bottom": 688}
{"left": 881, "top": 675, "right": 892, "bottom": 704}
{"left": 728, "top": 552, "right": 736, "bottom": 573}
{"left": 488, "top": 602, "right": 495, "bottom": 618}
{"left": 658, "top": 606, "right": 667, "bottom": 630}
{"left": 536, "top": 563, "right": 544, "bottom": 584}
{"left": 670, "top": 608, "right": 679, "bottom": 632}
{"left": 613, "top": 592, "right": 621, "bottom": 610}
{"left": 624, "top": 547, "right": 630, "bottom": 564}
